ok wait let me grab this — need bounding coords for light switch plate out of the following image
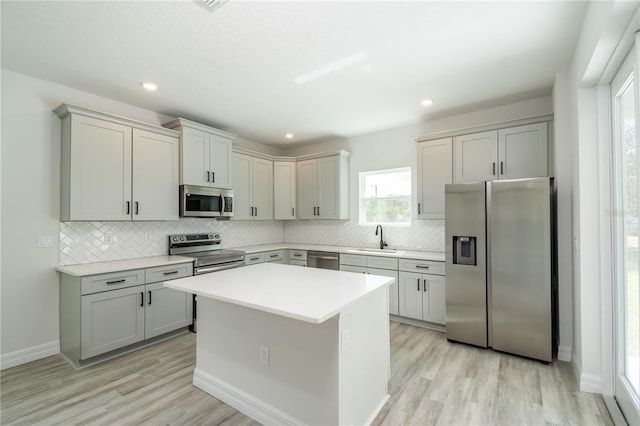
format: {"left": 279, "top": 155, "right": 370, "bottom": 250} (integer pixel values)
{"left": 37, "top": 235, "right": 54, "bottom": 248}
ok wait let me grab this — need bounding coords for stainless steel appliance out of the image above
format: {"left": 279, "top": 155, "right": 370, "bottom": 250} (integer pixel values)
{"left": 445, "top": 177, "right": 555, "bottom": 362}
{"left": 307, "top": 251, "right": 340, "bottom": 270}
{"left": 169, "top": 233, "right": 245, "bottom": 331}
{"left": 179, "top": 185, "right": 234, "bottom": 218}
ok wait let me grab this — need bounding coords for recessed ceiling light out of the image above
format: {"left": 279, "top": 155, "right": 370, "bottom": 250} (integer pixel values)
{"left": 142, "top": 82, "right": 158, "bottom": 91}
{"left": 421, "top": 99, "right": 434, "bottom": 107}
{"left": 285, "top": 133, "right": 294, "bottom": 139}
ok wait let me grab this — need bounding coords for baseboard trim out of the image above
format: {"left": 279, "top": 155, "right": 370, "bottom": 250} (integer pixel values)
{"left": 1, "top": 340, "right": 60, "bottom": 370}
{"left": 580, "top": 372, "right": 603, "bottom": 393}
{"left": 557, "top": 345, "right": 572, "bottom": 362}
{"left": 389, "top": 315, "right": 446, "bottom": 333}
{"left": 193, "top": 368, "right": 304, "bottom": 426}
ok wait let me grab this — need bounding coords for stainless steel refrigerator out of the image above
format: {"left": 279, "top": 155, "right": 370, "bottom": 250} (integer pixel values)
{"left": 444, "top": 177, "right": 554, "bottom": 363}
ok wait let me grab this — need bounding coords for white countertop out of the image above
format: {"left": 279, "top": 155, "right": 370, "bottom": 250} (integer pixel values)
{"left": 232, "top": 243, "right": 445, "bottom": 262}
{"left": 56, "top": 255, "right": 194, "bottom": 277}
{"left": 164, "top": 262, "right": 394, "bottom": 324}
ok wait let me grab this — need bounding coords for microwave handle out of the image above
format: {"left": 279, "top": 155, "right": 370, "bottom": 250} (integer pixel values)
{"left": 220, "top": 194, "right": 225, "bottom": 215}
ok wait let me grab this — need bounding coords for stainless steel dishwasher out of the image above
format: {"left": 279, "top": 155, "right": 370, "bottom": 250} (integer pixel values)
{"left": 307, "top": 251, "right": 339, "bottom": 270}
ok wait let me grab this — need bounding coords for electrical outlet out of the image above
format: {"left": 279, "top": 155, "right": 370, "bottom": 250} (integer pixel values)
{"left": 341, "top": 329, "right": 350, "bottom": 353}
{"left": 104, "top": 233, "right": 114, "bottom": 245}
{"left": 259, "top": 345, "right": 269, "bottom": 366}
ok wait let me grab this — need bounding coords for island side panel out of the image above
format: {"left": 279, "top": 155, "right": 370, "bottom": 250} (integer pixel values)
{"left": 194, "top": 297, "right": 340, "bottom": 425}
{"left": 338, "top": 286, "right": 391, "bottom": 425}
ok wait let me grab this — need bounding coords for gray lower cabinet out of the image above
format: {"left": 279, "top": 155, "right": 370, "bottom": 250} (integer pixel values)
{"left": 340, "top": 254, "right": 399, "bottom": 316}
{"left": 245, "top": 250, "right": 285, "bottom": 265}
{"left": 60, "top": 262, "right": 193, "bottom": 366}
{"left": 287, "top": 249, "right": 307, "bottom": 267}
{"left": 398, "top": 271, "right": 446, "bottom": 325}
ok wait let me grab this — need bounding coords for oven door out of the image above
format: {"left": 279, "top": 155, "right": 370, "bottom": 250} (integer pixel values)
{"left": 180, "top": 185, "right": 229, "bottom": 218}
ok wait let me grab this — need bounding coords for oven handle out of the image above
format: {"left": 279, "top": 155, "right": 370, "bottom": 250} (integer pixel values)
{"left": 195, "top": 262, "right": 244, "bottom": 275}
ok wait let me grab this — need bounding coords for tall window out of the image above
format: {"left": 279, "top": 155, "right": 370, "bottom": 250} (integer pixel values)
{"left": 359, "top": 167, "right": 411, "bottom": 226}
{"left": 612, "top": 45, "right": 640, "bottom": 423}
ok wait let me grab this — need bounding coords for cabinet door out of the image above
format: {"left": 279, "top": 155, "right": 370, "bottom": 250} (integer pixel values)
{"left": 316, "top": 156, "right": 339, "bottom": 219}
{"left": 144, "top": 282, "right": 193, "bottom": 339}
{"left": 297, "top": 159, "right": 317, "bottom": 219}
{"left": 398, "top": 271, "right": 422, "bottom": 320}
{"left": 453, "top": 130, "right": 498, "bottom": 183}
{"left": 274, "top": 161, "right": 296, "bottom": 220}
{"left": 498, "top": 122, "right": 548, "bottom": 179}
{"left": 209, "top": 134, "right": 233, "bottom": 189}
{"left": 423, "top": 274, "right": 446, "bottom": 325}
{"left": 417, "top": 138, "right": 452, "bottom": 219}
{"left": 132, "top": 129, "right": 179, "bottom": 221}
{"left": 232, "top": 153, "right": 253, "bottom": 219}
{"left": 368, "top": 267, "right": 399, "bottom": 316}
{"left": 81, "top": 286, "right": 144, "bottom": 359}
{"left": 181, "top": 127, "right": 210, "bottom": 186}
{"left": 252, "top": 157, "right": 273, "bottom": 220}
{"left": 69, "top": 115, "right": 132, "bottom": 220}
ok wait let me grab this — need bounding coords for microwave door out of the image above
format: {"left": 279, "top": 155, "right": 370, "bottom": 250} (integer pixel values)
{"left": 222, "top": 195, "right": 233, "bottom": 216}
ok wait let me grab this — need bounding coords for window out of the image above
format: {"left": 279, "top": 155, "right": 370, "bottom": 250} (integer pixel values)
{"left": 359, "top": 167, "right": 411, "bottom": 226}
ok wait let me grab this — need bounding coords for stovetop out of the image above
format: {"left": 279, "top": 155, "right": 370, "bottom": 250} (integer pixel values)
{"left": 168, "top": 233, "right": 245, "bottom": 267}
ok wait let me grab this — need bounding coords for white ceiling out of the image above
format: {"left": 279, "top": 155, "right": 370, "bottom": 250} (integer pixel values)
{"left": 1, "top": 1, "right": 587, "bottom": 146}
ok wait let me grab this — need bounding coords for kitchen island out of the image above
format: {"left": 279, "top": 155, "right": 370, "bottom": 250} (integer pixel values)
{"left": 164, "top": 262, "right": 393, "bottom": 425}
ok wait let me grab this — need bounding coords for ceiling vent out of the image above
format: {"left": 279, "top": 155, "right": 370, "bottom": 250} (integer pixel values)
{"left": 195, "top": 0, "right": 229, "bottom": 13}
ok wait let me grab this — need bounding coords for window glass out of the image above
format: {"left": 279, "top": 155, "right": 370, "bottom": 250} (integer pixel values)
{"left": 359, "top": 168, "right": 411, "bottom": 226}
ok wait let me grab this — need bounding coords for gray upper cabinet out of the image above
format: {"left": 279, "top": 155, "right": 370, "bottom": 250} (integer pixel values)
{"left": 55, "top": 104, "right": 180, "bottom": 222}
{"left": 297, "top": 152, "right": 350, "bottom": 220}
{"left": 416, "top": 137, "right": 453, "bottom": 219}
{"left": 453, "top": 122, "right": 548, "bottom": 183}
{"left": 232, "top": 152, "right": 273, "bottom": 220}
{"left": 164, "top": 118, "right": 234, "bottom": 189}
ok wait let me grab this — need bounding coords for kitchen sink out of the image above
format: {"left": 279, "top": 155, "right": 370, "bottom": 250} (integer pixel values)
{"left": 348, "top": 248, "right": 406, "bottom": 255}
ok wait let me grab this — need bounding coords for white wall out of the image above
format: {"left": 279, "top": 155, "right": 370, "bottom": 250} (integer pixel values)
{"left": 564, "top": 0, "right": 639, "bottom": 394}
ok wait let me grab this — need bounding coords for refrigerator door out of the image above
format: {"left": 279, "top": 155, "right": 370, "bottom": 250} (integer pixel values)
{"left": 445, "top": 182, "right": 487, "bottom": 347}
{"left": 489, "top": 178, "right": 552, "bottom": 362}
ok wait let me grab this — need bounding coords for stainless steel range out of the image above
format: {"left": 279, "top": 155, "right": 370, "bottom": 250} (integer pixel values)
{"left": 169, "top": 233, "right": 245, "bottom": 274}
{"left": 169, "top": 233, "right": 245, "bottom": 331}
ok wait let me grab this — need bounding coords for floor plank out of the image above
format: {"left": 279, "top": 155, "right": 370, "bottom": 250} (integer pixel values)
{"left": 1, "top": 322, "right": 614, "bottom": 425}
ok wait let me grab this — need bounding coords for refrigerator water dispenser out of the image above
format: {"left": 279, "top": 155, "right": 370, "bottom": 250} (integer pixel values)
{"left": 453, "top": 236, "right": 476, "bottom": 265}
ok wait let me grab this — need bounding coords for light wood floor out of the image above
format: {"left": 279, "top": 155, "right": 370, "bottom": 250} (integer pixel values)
{"left": 1, "top": 321, "right": 613, "bottom": 425}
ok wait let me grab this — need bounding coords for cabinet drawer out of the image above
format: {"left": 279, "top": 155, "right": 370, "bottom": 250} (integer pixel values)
{"left": 146, "top": 262, "right": 193, "bottom": 284}
{"left": 398, "top": 259, "right": 445, "bottom": 275}
{"left": 264, "top": 250, "right": 284, "bottom": 262}
{"left": 81, "top": 269, "right": 145, "bottom": 295}
{"left": 288, "top": 250, "right": 307, "bottom": 261}
{"left": 289, "top": 259, "right": 307, "bottom": 267}
{"left": 245, "top": 253, "right": 264, "bottom": 265}
{"left": 340, "top": 264, "right": 366, "bottom": 274}
{"left": 339, "top": 254, "right": 367, "bottom": 267}
{"left": 367, "top": 256, "right": 398, "bottom": 270}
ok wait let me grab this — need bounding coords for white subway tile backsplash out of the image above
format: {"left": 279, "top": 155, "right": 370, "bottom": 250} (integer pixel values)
{"left": 59, "top": 218, "right": 444, "bottom": 265}
{"left": 59, "top": 219, "right": 284, "bottom": 265}
{"left": 283, "top": 220, "right": 444, "bottom": 252}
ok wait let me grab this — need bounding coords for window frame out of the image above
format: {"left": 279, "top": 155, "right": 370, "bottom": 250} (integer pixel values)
{"left": 358, "top": 167, "right": 412, "bottom": 227}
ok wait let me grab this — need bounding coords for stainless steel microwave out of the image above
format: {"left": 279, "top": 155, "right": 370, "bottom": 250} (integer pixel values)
{"left": 179, "top": 185, "right": 233, "bottom": 218}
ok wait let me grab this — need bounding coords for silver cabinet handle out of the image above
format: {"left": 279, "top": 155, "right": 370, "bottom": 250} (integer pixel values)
{"left": 106, "top": 279, "right": 125, "bottom": 285}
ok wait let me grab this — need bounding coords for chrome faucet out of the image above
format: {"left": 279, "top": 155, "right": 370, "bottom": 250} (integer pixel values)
{"left": 375, "top": 225, "right": 388, "bottom": 250}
